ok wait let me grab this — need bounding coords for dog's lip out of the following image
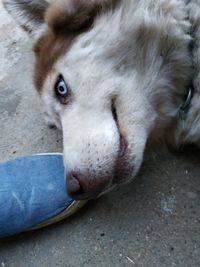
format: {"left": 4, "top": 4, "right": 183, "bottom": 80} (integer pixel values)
{"left": 112, "top": 117, "right": 133, "bottom": 185}
{"left": 111, "top": 99, "right": 128, "bottom": 157}
{"left": 119, "top": 134, "right": 128, "bottom": 157}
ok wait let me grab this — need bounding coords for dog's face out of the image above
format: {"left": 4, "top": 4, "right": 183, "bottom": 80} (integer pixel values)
{"left": 35, "top": 16, "right": 150, "bottom": 199}
{"left": 4, "top": 0, "right": 191, "bottom": 199}
{"left": 44, "top": 43, "right": 151, "bottom": 196}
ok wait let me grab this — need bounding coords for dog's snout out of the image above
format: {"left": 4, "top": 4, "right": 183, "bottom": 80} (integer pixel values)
{"left": 67, "top": 171, "right": 107, "bottom": 200}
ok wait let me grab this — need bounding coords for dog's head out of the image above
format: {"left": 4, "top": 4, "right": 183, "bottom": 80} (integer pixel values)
{"left": 4, "top": 0, "right": 191, "bottom": 199}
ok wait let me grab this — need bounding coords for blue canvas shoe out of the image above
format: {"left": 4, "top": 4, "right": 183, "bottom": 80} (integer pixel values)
{"left": 0, "top": 154, "right": 86, "bottom": 238}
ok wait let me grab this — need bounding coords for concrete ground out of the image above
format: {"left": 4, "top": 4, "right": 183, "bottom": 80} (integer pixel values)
{"left": 0, "top": 2, "right": 200, "bottom": 267}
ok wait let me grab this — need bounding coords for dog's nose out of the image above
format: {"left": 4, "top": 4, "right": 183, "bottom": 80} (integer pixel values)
{"left": 67, "top": 172, "right": 107, "bottom": 200}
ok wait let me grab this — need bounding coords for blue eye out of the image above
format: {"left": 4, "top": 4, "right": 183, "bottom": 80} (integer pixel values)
{"left": 56, "top": 77, "right": 68, "bottom": 97}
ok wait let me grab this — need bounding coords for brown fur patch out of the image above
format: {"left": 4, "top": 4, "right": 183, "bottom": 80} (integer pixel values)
{"left": 33, "top": 32, "right": 75, "bottom": 92}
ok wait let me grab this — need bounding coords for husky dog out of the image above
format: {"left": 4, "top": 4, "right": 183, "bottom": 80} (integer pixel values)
{"left": 3, "top": 0, "right": 200, "bottom": 200}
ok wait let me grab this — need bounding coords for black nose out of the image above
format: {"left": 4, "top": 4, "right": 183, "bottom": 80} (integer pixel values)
{"left": 67, "top": 172, "right": 107, "bottom": 200}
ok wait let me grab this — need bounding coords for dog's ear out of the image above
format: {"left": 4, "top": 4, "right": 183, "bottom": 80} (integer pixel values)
{"left": 3, "top": 0, "right": 49, "bottom": 38}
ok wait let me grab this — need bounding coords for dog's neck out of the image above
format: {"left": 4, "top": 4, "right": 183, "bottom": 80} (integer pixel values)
{"left": 172, "top": 1, "right": 200, "bottom": 147}
{"left": 174, "top": 81, "right": 200, "bottom": 146}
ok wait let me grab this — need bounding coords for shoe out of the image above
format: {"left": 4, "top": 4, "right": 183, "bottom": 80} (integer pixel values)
{"left": 0, "top": 153, "right": 86, "bottom": 238}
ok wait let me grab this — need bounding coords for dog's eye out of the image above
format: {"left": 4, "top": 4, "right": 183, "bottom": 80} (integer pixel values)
{"left": 55, "top": 75, "right": 70, "bottom": 105}
{"left": 56, "top": 77, "right": 68, "bottom": 97}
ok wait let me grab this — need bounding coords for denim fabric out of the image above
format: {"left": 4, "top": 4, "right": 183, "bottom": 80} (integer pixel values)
{"left": 0, "top": 154, "right": 73, "bottom": 238}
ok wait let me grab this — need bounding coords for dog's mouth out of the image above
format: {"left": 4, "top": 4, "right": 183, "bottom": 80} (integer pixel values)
{"left": 111, "top": 99, "right": 128, "bottom": 157}
{"left": 111, "top": 99, "right": 133, "bottom": 185}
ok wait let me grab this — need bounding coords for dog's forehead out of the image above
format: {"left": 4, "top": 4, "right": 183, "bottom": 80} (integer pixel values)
{"left": 33, "top": 28, "right": 109, "bottom": 94}
{"left": 36, "top": 29, "right": 117, "bottom": 99}
{"left": 56, "top": 45, "right": 111, "bottom": 86}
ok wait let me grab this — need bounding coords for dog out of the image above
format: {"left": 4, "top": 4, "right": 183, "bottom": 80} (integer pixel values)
{"left": 3, "top": 0, "right": 200, "bottom": 200}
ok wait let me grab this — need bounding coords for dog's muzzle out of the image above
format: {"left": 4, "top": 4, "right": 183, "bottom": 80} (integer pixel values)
{"left": 66, "top": 135, "right": 128, "bottom": 200}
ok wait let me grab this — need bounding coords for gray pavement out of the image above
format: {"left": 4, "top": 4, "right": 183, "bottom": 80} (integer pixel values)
{"left": 0, "top": 3, "right": 200, "bottom": 267}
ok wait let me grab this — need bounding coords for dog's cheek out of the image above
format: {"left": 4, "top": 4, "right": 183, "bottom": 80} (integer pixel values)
{"left": 44, "top": 111, "right": 61, "bottom": 130}
{"left": 42, "top": 101, "right": 62, "bottom": 130}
